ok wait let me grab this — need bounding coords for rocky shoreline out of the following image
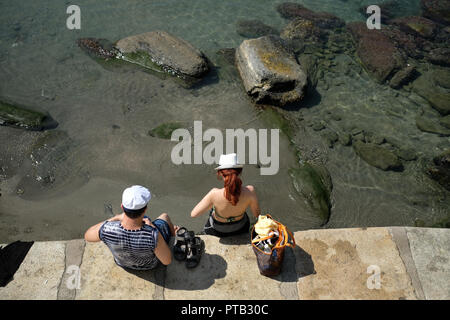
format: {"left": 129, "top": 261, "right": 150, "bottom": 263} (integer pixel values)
{"left": 1, "top": 0, "right": 449, "bottom": 231}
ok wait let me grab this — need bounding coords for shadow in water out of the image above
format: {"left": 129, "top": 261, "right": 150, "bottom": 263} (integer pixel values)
{"left": 282, "top": 87, "right": 322, "bottom": 112}
{"left": 189, "top": 64, "right": 220, "bottom": 91}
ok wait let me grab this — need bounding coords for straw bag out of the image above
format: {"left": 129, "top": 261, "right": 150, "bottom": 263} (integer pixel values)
{"left": 251, "top": 215, "right": 295, "bottom": 277}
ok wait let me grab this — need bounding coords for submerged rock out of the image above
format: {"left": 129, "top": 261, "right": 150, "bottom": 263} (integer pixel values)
{"left": 427, "top": 47, "right": 450, "bottom": 67}
{"left": 412, "top": 71, "right": 450, "bottom": 115}
{"left": 421, "top": 0, "right": 450, "bottom": 25}
{"left": 320, "top": 129, "right": 339, "bottom": 148}
{"left": 235, "top": 35, "right": 308, "bottom": 106}
{"left": 416, "top": 115, "right": 450, "bottom": 136}
{"left": 77, "top": 38, "right": 118, "bottom": 60}
{"left": 148, "top": 122, "right": 185, "bottom": 139}
{"left": 396, "top": 148, "right": 418, "bottom": 161}
{"left": 440, "top": 115, "right": 450, "bottom": 129}
{"left": 236, "top": 20, "right": 278, "bottom": 38}
{"left": 347, "top": 22, "right": 406, "bottom": 84}
{"left": 382, "top": 26, "right": 425, "bottom": 60}
{"left": 289, "top": 162, "right": 332, "bottom": 224}
{"left": 0, "top": 100, "right": 56, "bottom": 131}
{"left": 390, "top": 16, "right": 438, "bottom": 39}
{"left": 115, "top": 31, "right": 209, "bottom": 79}
{"left": 389, "top": 65, "right": 417, "bottom": 89}
{"left": 276, "top": 2, "right": 345, "bottom": 29}
{"left": 428, "top": 149, "right": 450, "bottom": 191}
{"left": 353, "top": 141, "right": 403, "bottom": 171}
{"left": 433, "top": 69, "right": 450, "bottom": 89}
{"left": 360, "top": 0, "right": 404, "bottom": 24}
{"left": 338, "top": 132, "right": 352, "bottom": 146}
{"left": 280, "top": 18, "right": 324, "bottom": 44}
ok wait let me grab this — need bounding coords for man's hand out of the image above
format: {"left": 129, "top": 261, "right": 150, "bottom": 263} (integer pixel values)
{"left": 143, "top": 217, "right": 155, "bottom": 228}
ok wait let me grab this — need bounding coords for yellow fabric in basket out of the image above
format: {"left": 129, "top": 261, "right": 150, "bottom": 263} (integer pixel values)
{"left": 254, "top": 215, "right": 278, "bottom": 236}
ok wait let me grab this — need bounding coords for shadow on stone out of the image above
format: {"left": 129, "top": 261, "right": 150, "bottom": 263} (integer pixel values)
{"left": 274, "top": 245, "right": 315, "bottom": 282}
{"left": 218, "top": 233, "right": 250, "bottom": 245}
{"left": 293, "top": 245, "right": 316, "bottom": 279}
{"left": 247, "top": 244, "right": 315, "bottom": 284}
{"left": 127, "top": 252, "right": 228, "bottom": 291}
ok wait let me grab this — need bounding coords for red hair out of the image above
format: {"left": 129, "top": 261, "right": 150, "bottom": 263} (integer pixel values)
{"left": 217, "top": 168, "right": 243, "bottom": 206}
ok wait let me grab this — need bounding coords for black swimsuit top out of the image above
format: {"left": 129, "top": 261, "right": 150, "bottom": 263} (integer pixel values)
{"left": 212, "top": 205, "right": 246, "bottom": 223}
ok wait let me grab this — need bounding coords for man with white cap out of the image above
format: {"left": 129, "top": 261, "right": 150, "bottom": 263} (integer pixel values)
{"left": 84, "top": 185, "right": 176, "bottom": 269}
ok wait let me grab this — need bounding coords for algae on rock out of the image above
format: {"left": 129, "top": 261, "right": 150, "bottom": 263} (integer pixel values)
{"left": 149, "top": 122, "right": 186, "bottom": 140}
{"left": 0, "top": 100, "right": 56, "bottom": 131}
{"left": 289, "top": 162, "right": 332, "bottom": 225}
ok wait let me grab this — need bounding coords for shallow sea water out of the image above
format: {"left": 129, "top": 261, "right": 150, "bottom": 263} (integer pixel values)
{"left": 0, "top": 0, "right": 448, "bottom": 242}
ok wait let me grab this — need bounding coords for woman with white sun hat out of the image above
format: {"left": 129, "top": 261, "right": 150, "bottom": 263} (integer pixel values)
{"left": 190, "top": 153, "right": 261, "bottom": 237}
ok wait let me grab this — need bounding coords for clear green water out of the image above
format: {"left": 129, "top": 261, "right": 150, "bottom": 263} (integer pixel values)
{"left": 0, "top": 0, "right": 448, "bottom": 242}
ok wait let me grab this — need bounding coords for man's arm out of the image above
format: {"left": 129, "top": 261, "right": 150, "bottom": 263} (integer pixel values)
{"left": 153, "top": 232, "right": 172, "bottom": 265}
{"left": 84, "top": 221, "right": 104, "bottom": 242}
{"left": 84, "top": 213, "right": 124, "bottom": 242}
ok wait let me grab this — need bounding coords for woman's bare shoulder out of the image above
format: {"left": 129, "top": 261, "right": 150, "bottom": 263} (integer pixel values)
{"left": 243, "top": 185, "right": 256, "bottom": 194}
{"left": 208, "top": 187, "right": 222, "bottom": 197}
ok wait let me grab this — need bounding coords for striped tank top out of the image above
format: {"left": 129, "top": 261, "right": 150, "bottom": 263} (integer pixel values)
{"left": 99, "top": 221, "right": 159, "bottom": 270}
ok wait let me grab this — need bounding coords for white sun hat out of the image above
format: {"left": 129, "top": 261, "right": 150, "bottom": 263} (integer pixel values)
{"left": 215, "top": 153, "right": 244, "bottom": 171}
{"left": 122, "top": 185, "right": 152, "bottom": 211}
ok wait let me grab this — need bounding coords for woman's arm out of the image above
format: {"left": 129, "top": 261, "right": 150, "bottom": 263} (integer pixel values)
{"left": 247, "top": 185, "right": 261, "bottom": 218}
{"left": 190, "top": 189, "right": 215, "bottom": 218}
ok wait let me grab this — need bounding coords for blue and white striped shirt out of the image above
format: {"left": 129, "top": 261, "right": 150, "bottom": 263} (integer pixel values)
{"left": 99, "top": 221, "right": 159, "bottom": 270}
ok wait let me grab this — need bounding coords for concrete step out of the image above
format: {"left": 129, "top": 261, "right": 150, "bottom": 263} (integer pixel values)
{"left": 1, "top": 227, "right": 448, "bottom": 300}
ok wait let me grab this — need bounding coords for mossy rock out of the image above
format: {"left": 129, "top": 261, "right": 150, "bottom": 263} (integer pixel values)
{"left": 289, "top": 162, "right": 332, "bottom": 224}
{"left": 148, "top": 122, "right": 186, "bottom": 139}
{"left": 121, "top": 50, "right": 167, "bottom": 74}
{"left": 259, "top": 107, "right": 294, "bottom": 140}
{"left": 115, "top": 31, "right": 209, "bottom": 79}
{"left": 0, "top": 100, "right": 56, "bottom": 131}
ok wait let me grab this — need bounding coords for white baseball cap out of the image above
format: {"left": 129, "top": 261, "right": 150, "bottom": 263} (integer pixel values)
{"left": 215, "top": 153, "right": 244, "bottom": 171}
{"left": 122, "top": 185, "right": 151, "bottom": 211}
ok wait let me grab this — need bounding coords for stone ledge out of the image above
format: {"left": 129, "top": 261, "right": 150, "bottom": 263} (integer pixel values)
{"left": 0, "top": 227, "right": 449, "bottom": 300}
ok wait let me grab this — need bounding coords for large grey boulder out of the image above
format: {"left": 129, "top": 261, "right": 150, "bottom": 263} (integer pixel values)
{"left": 115, "top": 31, "right": 209, "bottom": 79}
{"left": 235, "top": 35, "right": 308, "bottom": 106}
